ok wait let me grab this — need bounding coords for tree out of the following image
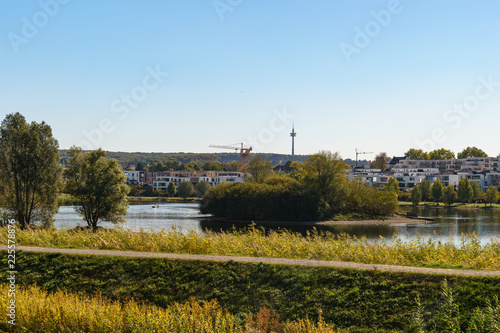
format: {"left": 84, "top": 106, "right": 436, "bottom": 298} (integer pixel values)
{"left": 419, "top": 180, "right": 431, "bottom": 202}
{"left": 457, "top": 147, "right": 488, "bottom": 159}
{"left": 411, "top": 185, "right": 421, "bottom": 206}
{"left": 65, "top": 147, "right": 129, "bottom": 231}
{"left": 247, "top": 156, "right": 273, "bottom": 183}
{"left": 373, "top": 152, "right": 388, "bottom": 171}
{"left": 135, "top": 162, "right": 147, "bottom": 171}
{"left": 195, "top": 180, "right": 211, "bottom": 197}
{"left": 429, "top": 148, "right": 455, "bottom": 160}
{"left": 177, "top": 181, "right": 194, "bottom": 199}
{"left": 457, "top": 177, "right": 473, "bottom": 203}
{"left": 167, "top": 181, "right": 176, "bottom": 197}
{"left": 431, "top": 179, "right": 443, "bottom": 202}
{"left": 405, "top": 148, "right": 430, "bottom": 160}
{"left": 385, "top": 177, "right": 399, "bottom": 194}
{"left": 203, "top": 161, "right": 223, "bottom": 171}
{"left": 470, "top": 181, "right": 482, "bottom": 201}
{"left": 485, "top": 186, "right": 499, "bottom": 206}
{"left": 224, "top": 161, "right": 240, "bottom": 171}
{"left": 442, "top": 185, "right": 457, "bottom": 206}
{"left": 0, "top": 113, "right": 62, "bottom": 228}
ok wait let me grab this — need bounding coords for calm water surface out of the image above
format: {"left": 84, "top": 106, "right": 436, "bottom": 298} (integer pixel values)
{"left": 54, "top": 203, "right": 500, "bottom": 244}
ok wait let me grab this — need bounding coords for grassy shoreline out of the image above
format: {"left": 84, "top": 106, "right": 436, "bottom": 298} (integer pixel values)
{"left": 399, "top": 201, "right": 500, "bottom": 209}
{"left": 2, "top": 227, "right": 499, "bottom": 271}
{"left": 2, "top": 251, "right": 499, "bottom": 332}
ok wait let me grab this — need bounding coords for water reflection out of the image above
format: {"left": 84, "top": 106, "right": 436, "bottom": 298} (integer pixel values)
{"left": 54, "top": 203, "right": 500, "bottom": 244}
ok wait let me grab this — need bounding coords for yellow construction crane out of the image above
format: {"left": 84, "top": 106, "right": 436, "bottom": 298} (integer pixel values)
{"left": 209, "top": 143, "right": 253, "bottom": 171}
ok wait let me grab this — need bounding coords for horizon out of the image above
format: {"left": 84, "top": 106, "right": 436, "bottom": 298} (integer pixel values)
{"left": 2, "top": 1, "right": 500, "bottom": 159}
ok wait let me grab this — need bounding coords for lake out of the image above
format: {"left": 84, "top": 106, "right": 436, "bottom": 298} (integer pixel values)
{"left": 55, "top": 203, "right": 500, "bottom": 244}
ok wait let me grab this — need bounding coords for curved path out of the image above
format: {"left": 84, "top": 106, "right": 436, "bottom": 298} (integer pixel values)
{"left": 13, "top": 246, "right": 500, "bottom": 277}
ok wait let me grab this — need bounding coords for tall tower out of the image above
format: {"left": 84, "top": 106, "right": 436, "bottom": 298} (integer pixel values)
{"left": 290, "top": 123, "right": 297, "bottom": 156}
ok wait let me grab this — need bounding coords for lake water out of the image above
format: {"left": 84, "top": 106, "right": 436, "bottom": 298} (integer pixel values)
{"left": 55, "top": 203, "right": 500, "bottom": 244}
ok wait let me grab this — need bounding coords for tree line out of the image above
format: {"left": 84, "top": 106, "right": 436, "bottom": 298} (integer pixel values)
{"left": 201, "top": 152, "right": 399, "bottom": 221}
{"left": 391, "top": 177, "right": 500, "bottom": 206}
{"left": 404, "top": 147, "right": 490, "bottom": 160}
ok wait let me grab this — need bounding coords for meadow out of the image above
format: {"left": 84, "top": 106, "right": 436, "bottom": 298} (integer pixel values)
{"left": 3, "top": 226, "right": 500, "bottom": 270}
{"left": 0, "top": 284, "right": 342, "bottom": 333}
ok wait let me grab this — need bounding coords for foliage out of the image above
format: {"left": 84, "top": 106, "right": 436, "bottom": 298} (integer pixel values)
{"left": 203, "top": 151, "right": 397, "bottom": 220}
{"left": 203, "top": 161, "right": 223, "bottom": 171}
{"left": 246, "top": 155, "right": 273, "bottom": 183}
{"left": 485, "top": 186, "right": 500, "bottom": 206}
{"left": 3, "top": 250, "right": 500, "bottom": 332}
{"left": 457, "top": 147, "right": 488, "bottom": 159}
{"left": 224, "top": 161, "right": 240, "bottom": 171}
{"left": 384, "top": 177, "right": 400, "bottom": 196}
{"left": 167, "top": 181, "right": 176, "bottom": 197}
{"left": 412, "top": 280, "right": 500, "bottom": 332}
{"left": 65, "top": 147, "right": 129, "bottom": 230}
{"left": 457, "top": 177, "right": 473, "bottom": 203}
{"left": 196, "top": 180, "right": 211, "bottom": 197}
{"left": 429, "top": 148, "right": 455, "bottom": 160}
{"left": 431, "top": 179, "right": 443, "bottom": 202}
{"left": 470, "top": 181, "right": 482, "bottom": 201}
{"left": 443, "top": 185, "right": 457, "bottom": 206}
{"left": 373, "top": 152, "right": 388, "bottom": 171}
{"left": 419, "top": 180, "right": 431, "bottom": 202}
{"left": 0, "top": 112, "right": 62, "bottom": 228}
{"left": 0, "top": 284, "right": 342, "bottom": 333}
{"left": 411, "top": 185, "right": 421, "bottom": 206}
{"left": 405, "top": 149, "right": 430, "bottom": 160}
{"left": 4, "top": 227, "right": 500, "bottom": 271}
{"left": 177, "top": 181, "right": 194, "bottom": 199}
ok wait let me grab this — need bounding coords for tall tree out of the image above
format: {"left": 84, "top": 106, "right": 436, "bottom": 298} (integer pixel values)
{"left": 442, "top": 185, "right": 457, "bottom": 206}
{"left": 224, "top": 161, "right": 240, "bottom": 171}
{"left": 135, "top": 162, "right": 147, "bottom": 171}
{"left": 65, "top": 147, "right": 129, "bottom": 231}
{"left": 457, "top": 147, "right": 488, "bottom": 159}
{"left": 457, "top": 177, "right": 473, "bottom": 203}
{"left": 485, "top": 186, "right": 500, "bottom": 206}
{"left": 385, "top": 177, "right": 400, "bottom": 194}
{"left": 411, "top": 185, "right": 421, "bottom": 206}
{"left": 431, "top": 179, "right": 443, "bottom": 202}
{"left": 247, "top": 156, "right": 273, "bottom": 183}
{"left": 195, "top": 180, "right": 211, "bottom": 197}
{"left": 470, "top": 181, "right": 482, "bottom": 201}
{"left": 429, "top": 148, "right": 455, "bottom": 160}
{"left": 373, "top": 152, "right": 388, "bottom": 171}
{"left": 404, "top": 149, "right": 430, "bottom": 160}
{"left": 177, "top": 181, "right": 194, "bottom": 199}
{"left": 0, "top": 113, "right": 62, "bottom": 228}
{"left": 419, "top": 180, "right": 432, "bottom": 202}
{"left": 167, "top": 181, "right": 176, "bottom": 197}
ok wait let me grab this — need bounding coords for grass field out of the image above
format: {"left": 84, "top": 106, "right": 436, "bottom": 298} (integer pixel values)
{"left": 2, "top": 252, "right": 499, "bottom": 332}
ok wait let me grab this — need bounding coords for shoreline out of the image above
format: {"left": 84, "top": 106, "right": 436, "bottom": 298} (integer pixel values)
{"left": 206, "top": 215, "right": 434, "bottom": 227}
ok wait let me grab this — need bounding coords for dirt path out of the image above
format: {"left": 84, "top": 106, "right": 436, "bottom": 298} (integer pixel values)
{"left": 11, "top": 246, "right": 500, "bottom": 277}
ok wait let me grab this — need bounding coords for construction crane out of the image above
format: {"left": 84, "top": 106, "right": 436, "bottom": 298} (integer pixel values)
{"left": 209, "top": 143, "right": 253, "bottom": 171}
{"left": 355, "top": 148, "right": 373, "bottom": 168}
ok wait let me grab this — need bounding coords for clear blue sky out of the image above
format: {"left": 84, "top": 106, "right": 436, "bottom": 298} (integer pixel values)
{"left": 1, "top": 0, "right": 500, "bottom": 160}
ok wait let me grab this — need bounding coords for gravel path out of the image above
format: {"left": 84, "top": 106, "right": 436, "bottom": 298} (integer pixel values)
{"left": 11, "top": 246, "right": 500, "bottom": 277}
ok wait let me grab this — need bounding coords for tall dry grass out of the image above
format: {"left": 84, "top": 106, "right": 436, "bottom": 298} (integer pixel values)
{"left": 0, "top": 284, "right": 343, "bottom": 333}
{"left": 2, "top": 226, "right": 500, "bottom": 270}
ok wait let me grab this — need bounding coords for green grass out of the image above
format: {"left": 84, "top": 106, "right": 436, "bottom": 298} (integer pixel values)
{"left": 3, "top": 227, "right": 500, "bottom": 271}
{"left": 2, "top": 251, "right": 499, "bottom": 332}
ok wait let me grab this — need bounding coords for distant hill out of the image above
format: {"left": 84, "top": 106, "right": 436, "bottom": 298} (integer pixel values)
{"left": 58, "top": 150, "right": 310, "bottom": 166}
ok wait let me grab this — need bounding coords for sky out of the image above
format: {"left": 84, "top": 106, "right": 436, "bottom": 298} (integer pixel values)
{"left": 1, "top": 0, "right": 500, "bottom": 160}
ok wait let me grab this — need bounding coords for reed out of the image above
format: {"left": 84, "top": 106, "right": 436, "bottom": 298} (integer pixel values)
{"left": 2, "top": 226, "right": 500, "bottom": 270}
{"left": 0, "top": 284, "right": 343, "bottom": 333}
